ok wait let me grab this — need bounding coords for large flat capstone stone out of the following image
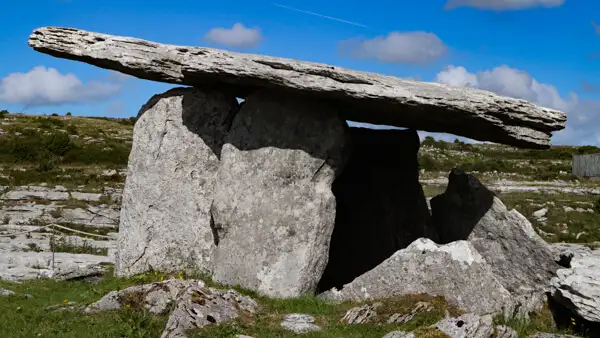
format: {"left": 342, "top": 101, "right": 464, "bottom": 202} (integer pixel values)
{"left": 115, "top": 87, "right": 238, "bottom": 277}
{"left": 210, "top": 91, "right": 347, "bottom": 298}
{"left": 28, "top": 27, "right": 566, "bottom": 148}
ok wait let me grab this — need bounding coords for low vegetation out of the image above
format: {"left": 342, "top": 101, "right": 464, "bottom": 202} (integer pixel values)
{"left": 1, "top": 111, "right": 598, "bottom": 337}
{"left": 51, "top": 236, "right": 109, "bottom": 256}
{"left": 0, "top": 268, "right": 575, "bottom": 338}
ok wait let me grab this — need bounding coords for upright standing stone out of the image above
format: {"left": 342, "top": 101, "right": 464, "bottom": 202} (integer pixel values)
{"left": 115, "top": 87, "right": 238, "bottom": 277}
{"left": 211, "top": 90, "right": 347, "bottom": 298}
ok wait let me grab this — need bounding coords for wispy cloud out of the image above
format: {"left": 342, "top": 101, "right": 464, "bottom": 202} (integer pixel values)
{"left": 204, "top": 23, "right": 263, "bottom": 49}
{"left": 272, "top": 3, "right": 369, "bottom": 28}
{"left": 445, "top": 0, "right": 564, "bottom": 11}
{"left": 339, "top": 31, "right": 447, "bottom": 64}
{"left": 0, "top": 66, "right": 124, "bottom": 107}
{"left": 593, "top": 21, "right": 600, "bottom": 35}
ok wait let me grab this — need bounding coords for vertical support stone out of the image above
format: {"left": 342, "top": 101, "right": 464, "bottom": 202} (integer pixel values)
{"left": 211, "top": 90, "right": 347, "bottom": 298}
{"left": 115, "top": 87, "right": 238, "bottom": 277}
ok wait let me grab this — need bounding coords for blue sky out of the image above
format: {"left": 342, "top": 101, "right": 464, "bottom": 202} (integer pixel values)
{"left": 1, "top": 0, "right": 599, "bottom": 145}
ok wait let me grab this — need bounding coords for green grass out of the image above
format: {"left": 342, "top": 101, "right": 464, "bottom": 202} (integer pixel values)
{"left": 0, "top": 267, "right": 459, "bottom": 338}
{"left": 51, "top": 236, "right": 109, "bottom": 256}
{"left": 0, "top": 267, "right": 586, "bottom": 338}
{"left": 0, "top": 167, "right": 124, "bottom": 190}
{"left": 499, "top": 191, "right": 600, "bottom": 243}
{"left": 0, "top": 268, "right": 167, "bottom": 338}
{"left": 191, "top": 293, "right": 458, "bottom": 338}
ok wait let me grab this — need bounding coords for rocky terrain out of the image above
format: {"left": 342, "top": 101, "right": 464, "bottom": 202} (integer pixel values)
{"left": 0, "top": 26, "right": 598, "bottom": 337}
{"left": 0, "top": 113, "right": 598, "bottom": 337}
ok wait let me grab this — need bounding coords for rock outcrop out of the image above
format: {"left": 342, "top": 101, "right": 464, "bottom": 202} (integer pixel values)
{"left": 430, "top": 168, "right": 559, "bottom": 315}
{"left": 550, "top": 245, "right": 600, "bottom": 323}
{"left": 115, "top": 88, "right": 238, "bottom": 277}
{"left": 85, "top": 279, "right": 259, "bottom": 338}
{"left": 319, "top": 238, "right": 514, "bottom": 315}
{"left": 321, "top": 170, "right": 559, "bottom": 318}
{"left": 211, "top": 91, "right": 347, "bottom": 298}
{"left": 28, "top": 27, "right": 566, "bottom": 148}
{"left": 432, "top": 313, "right": 495, "bottom": 338}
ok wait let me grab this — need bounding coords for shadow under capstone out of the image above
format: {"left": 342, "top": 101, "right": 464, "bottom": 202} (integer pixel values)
{"left": 429, "top": 168, "right": 495, "bottom": 244}
{"left": 317, "top": 128, "right": 431, "bottom": 292}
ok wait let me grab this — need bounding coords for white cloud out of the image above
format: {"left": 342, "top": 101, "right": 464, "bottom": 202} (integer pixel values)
{"left": 339, "top": 31, "right": 447, "bottom": 64}
{"left": 593, "top": 21, "right": 600, "bottom": 35}
{"left": 0, "top": 66, "right": 123, "bottom": 107}
{"left": 445, "top": 0, "right": 564, "bottom": 10}
{"left": 204, "top": 23, "right": 263, "bottom": 49}
{"left": 435, "top": 65, "right": 600, "bottom": 146}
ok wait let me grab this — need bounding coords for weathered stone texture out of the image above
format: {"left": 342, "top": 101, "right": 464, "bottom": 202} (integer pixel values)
{"left": 319, "top": 238, "right": 514, "bottom": 315}
{"left": 430, "top": 169, "right": 559, "bottom": 315}
{"left": 115, "top": 87, "right": 238, "bottom": 277}
{"left": 28, "top": 26, "right": 567, "bottom": 148}
{"left": 550, "top": 246, "right": 600, "bottom": 323}
{"left": 210, "top": 91, "right": 347, "bottom": 298}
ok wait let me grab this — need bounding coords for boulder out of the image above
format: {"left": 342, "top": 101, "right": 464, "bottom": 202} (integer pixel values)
{"left": 430, "top": 169, "right": 559, "bottom": 315}
{"left": 550, "top": 246, "right": 600, "bottom": 323}
{"left": 115, "top": 87, "right": 238, "bottom": 277}
{"left": 211, "top": 91, "right": 347, "bottom": 298}
{"left": 341, "top": 303, "right": 382, "bottom": 324}
{"left": 84, "top": 279, "right": 259, "bottom": 338}
{"left": 161, "top": 284, "right": 259, "bottom": 338}
{"left": 432, "top": 313, "right": 495, "bottom": 338}
{"left": 319, "top": 238, "right": 515, "bottom": 316}
{"left": 279, "top": 314, "right": 321, "bottom": 334}
{"left": 318, "top": 128, "right": 432, "bottom": 292}
{"left": 29, "top": 27, "right": 566, "bottom": 148}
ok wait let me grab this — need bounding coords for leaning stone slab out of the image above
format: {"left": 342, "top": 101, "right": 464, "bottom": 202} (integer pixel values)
{"left": 211, "top": 91, "right": 347, "bottom": 298}
{"left": 430, "top": 169, "right": 559, "bottom": 316}
{"left": 115, "top": 87, "right": 238, "bottom": 277}
{"left": 319, "top": 238, "right": 515, "bottom": 316}
{"left": 29, "top": 27, "right": 566, "bottom": 148}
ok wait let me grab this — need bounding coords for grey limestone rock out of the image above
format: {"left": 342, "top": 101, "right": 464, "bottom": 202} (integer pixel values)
{"left": 161, "top": 283, "right": 259, "bottom": 338}
{"left": 0, "top": 288, "right": 15, "bottom": 296}
{"left": 382, "top": 332, "right": 415, "bottom": 338}
{"left": 495, "top": 325, "right": 519, "bottom": 338}
{"left": 550, "top": 247, "right": 600, "bottom": 323}
{"left": 115, "top": 87, "right": 238, "bottom": 277}
{"left": 28, "top": 26, "right": 566, "bottom": 148}
{"left": 85, "top": 279, "right": 259, "bottom": 338}
{"left": 211, "top": 91, "right": 347, "bottom": 298}
{"left": 341, "top": 302, "right": 382, "bottom": 324}
{"left": 280, "top": 313, "right": 321, "bottom": 334}
{"left": 319, "top": 238, "right": 514, "bottom": 316}
{"left": 433, "top": 313, "right": 494, "bottom": 338}
{"left": 430, "top": 169, "right": 560, "bottom": 316}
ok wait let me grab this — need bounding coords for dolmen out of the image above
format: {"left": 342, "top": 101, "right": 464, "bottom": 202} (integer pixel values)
{"left": 29, "top": 27, "right": 569, "bottom": 319}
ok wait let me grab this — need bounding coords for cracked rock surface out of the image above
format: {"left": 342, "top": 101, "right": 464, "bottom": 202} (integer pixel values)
{"left": 28, "top": 26, "right": 566, "bottom": 148}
